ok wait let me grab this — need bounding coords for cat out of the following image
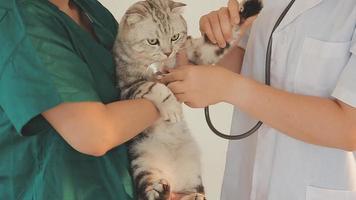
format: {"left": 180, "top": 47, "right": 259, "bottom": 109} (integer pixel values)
{"left": 113, "top": 0, "right": 262, "bottom": 199}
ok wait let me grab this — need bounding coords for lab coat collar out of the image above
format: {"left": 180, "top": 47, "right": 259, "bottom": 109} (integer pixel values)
{"left": 276, "top": 0, "right": 323, "bottom": 32}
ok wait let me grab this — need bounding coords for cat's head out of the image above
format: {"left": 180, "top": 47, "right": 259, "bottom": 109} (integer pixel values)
{"left": 118, "top": 0, "right": 187, "bottom": 65}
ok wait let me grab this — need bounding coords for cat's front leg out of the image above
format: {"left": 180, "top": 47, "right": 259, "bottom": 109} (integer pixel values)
{"left": 131, "top": 82, "right": 182, "bottom": 123}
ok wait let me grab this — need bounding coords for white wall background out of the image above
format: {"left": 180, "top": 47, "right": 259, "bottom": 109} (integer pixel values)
{"left": 98, "top": 1, "right": 234, "bottom": 199}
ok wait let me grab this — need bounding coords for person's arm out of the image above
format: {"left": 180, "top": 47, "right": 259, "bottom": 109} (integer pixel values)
{"left": 227, "top": 75, "right": 356, "bottom": 151}
{"left": 165, "top": 0, "right": 356, "bottom": 151}
{"left": 43, "top": 99, "right": 159, "bottom": 157}
{"left": 216, "top": 45, "right": 245, "bottom": 73}
{"left": 3, "top": 1, "right": 159, "bottom": 158}
{"left": 161, "top": 66, "right": 356, "bottom": 151}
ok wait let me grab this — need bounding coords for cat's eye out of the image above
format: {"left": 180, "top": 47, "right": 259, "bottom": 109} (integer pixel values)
{"left": 147, "top": 39, "right": 159, "bottom": 45}
{"left": 171, "top": 33, "right": 180, "bottom": 42}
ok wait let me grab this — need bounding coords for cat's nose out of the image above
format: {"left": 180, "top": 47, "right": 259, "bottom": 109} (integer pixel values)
{"left": 164, "top": 51, "right": 172, "bottom": 57}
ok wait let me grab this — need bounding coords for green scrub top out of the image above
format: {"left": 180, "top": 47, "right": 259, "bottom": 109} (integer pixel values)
{"left": 0, "top": 0, "right": 135, "bottom": 199}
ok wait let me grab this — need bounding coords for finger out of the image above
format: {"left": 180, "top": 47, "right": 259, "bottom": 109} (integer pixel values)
{"left": 167, "top": 82, "right": 185, "bottom": 94}
{"left": 200, "top": 15, "right": 217, "bottom": 44}
{"left": 169, "top": 64, "right": 193, "bottom": 72}
{"left": 175, "top": 93, "right": 188, "bottom": 103}
{"left": 218, "top": 7, "right": 233, "bottom": 42}
{"left": 228, "top": 0, "right": 240, "bottom": 25}
{"left": 176, "top": 50, "right": 189, "bottom": 67}
{"left": 208, "top": 12, "right": 227, "bottom": 48}
{"left": 166, "top": 68, "right": 174, "bottom": 73}
{"left": 185, "top": 102, "right": 200, "bottom": 108}
{"left": 241, "top": 15, "right": 258, "bottom": 28}
{"left": 160, "top": 71, "right": 185, "bottom": 84}
{"left": 238, "top": 15, "right": 258, "bottom": 36}
{"left": 162, "top": 66, "right": 171, "bottom": 74}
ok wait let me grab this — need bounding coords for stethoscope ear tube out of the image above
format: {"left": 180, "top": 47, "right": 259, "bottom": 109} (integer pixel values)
{"left": 205, "top": 0, "right": 296, "bottom": 140}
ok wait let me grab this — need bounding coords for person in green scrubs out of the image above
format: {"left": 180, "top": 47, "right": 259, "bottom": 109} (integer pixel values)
{"left": 0, "top": 0, "right": 160, "bottom": 199}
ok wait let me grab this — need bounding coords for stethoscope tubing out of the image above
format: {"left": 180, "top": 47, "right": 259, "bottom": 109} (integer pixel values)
{"left": 205, "top": 0, "right": 296, "bottom": 140}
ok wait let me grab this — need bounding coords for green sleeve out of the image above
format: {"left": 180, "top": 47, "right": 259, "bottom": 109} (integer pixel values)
{"left": 0, "top": 6, "right": 100, "bottom": 136}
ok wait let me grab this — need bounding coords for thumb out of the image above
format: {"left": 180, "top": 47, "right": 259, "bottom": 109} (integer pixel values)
{"left": 228, "top": 0, "right": 240, "bottom": 25}
{"left": 176, "top": 50, "right": 189, "bottom": 67}
{"left": 238, "top": 15, "right": 258, "bottom": 36}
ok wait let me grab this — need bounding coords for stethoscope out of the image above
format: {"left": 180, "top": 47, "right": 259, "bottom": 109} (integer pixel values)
{"left": 205, "top": 0, "right": 296, "bottom": 140}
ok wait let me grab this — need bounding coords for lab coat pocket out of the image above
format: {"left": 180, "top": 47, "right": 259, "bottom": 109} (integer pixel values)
{"left": 306, "top": 186, "right": 356, "bottom": 200}
{"left": 294, "top": 37, "right": 351, "bottom": 97}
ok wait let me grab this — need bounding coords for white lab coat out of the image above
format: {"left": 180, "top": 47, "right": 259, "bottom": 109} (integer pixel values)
{"left": 221, "top": 0, "right": 356, "bottom": 200}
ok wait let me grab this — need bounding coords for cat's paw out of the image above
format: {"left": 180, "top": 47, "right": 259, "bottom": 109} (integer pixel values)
{"left": 141, "top": 83, "right": 183, "bottom": 123}
{"left": 180, "top": 193, "right": 206, "bottom": 200}
{"left": 157, "top": 95, "right": 182, "bottom": 123}
{"left": 145, "top": 179, "right": 171, "bottom": 200}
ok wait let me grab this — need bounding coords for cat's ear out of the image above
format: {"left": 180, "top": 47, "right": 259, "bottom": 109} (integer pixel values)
{"left": 126, "top": 14, "right": 143, "bottom": 26}
{"left": 125, "top": 9, "right": 145, "bottom": 26}
{"left": 168, "top": 1, "right": 186, "bottom": 13}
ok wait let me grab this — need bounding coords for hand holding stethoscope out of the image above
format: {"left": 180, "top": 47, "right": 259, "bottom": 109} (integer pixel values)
{"left": 162, "top": 0, "right": 296, "bottom": 140}
{"left": 160, "top": 0, "right": 258, "bottom": 106}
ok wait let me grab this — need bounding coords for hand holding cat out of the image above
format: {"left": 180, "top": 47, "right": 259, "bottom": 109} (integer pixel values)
{"left": 199, "top": 0, "right": 240, "bottom": 48}
{"left": 199, "top": 0, "right": 258, "bottom": 48}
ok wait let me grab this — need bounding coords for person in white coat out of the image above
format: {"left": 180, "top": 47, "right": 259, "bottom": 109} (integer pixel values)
{"left": 162, "top": 0, "right": 356, "bottom": 199}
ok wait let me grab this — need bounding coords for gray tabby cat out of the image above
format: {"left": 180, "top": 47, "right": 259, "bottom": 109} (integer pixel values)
{"left": 113, "top": 0, "right": 262, "bottom": 199}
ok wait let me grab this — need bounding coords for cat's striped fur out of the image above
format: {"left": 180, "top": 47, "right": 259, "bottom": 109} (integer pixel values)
{"left": 113, "top": 1, "right": 262, "bottom": 200}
